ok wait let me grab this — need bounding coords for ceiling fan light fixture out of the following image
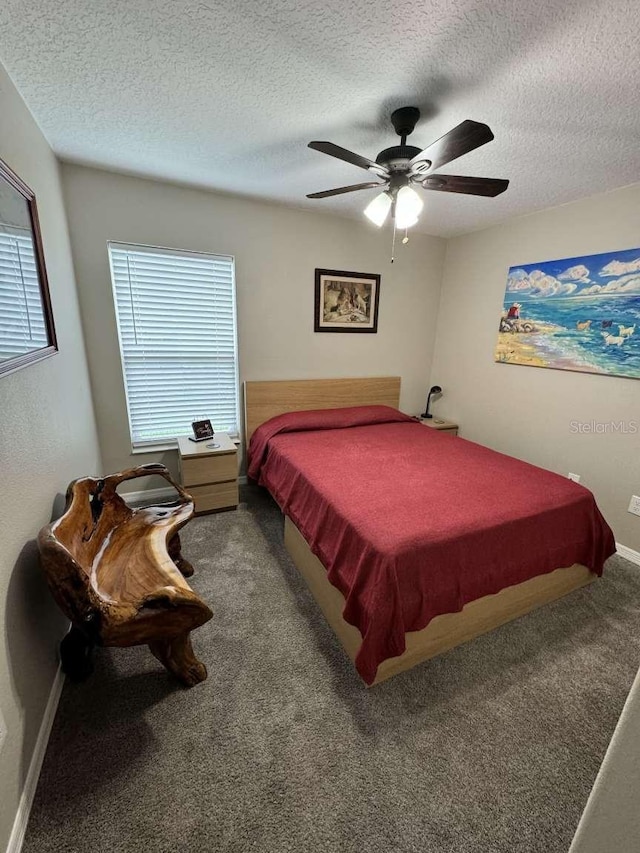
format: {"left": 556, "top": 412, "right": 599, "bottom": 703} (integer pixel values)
{"left": 395, "top": 186, "right": 423, "bottom": 229}
{"left": 364, "top": 191, "right": 392, "bottom": 227}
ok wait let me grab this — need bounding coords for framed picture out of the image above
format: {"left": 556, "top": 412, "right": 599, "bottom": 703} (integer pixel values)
{"left": 191, "top": 419, "right": 214, "bottom": 441}
{"left": 314, "top": 268, "right": 380, "bottom": 333}
{"left": 0, "top": 156, "right": 57, "bottom": 377}
{"left": 494, "top": 247, "right": 640, "bottom": 380}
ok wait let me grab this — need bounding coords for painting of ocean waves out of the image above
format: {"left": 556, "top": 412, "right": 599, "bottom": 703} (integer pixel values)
{"left": 495, "top": 247, "right": 640, "bottom": 379}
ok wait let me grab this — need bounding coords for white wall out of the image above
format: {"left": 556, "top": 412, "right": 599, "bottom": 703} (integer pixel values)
{"left": 430, "top": 184, "right": 640, "bottom": 552}
{"left": 0, "top": 67, "right": 101, "bottom": 848}
{"left": 60, "top": 163, "right": 446, "bottom": 484}
{"left": 569, "top": 665, "right": 640, "bottom": 853}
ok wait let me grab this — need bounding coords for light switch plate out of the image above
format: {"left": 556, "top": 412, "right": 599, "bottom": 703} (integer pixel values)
{"left": 628, "top": 495, "right": 640, "bottom": 517}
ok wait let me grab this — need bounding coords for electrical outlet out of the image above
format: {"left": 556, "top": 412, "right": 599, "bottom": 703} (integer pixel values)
{"left": 568, "top": 473, "right": 581, "bottom": 483}
{"left": 628, "top": 495, "right": 640, "bottom": 517}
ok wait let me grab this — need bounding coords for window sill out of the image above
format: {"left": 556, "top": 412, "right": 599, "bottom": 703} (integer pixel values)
{"left": 131, "top": 433, "right": 240, "bottom": 455}
{"left": 131, "top": 442, "right": 178, "bottom": 455}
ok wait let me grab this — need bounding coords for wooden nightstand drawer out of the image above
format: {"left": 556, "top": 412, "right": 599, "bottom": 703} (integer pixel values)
{"left": 188, "top": 481, "right": 239, "bottom": 514}
{"left": 181, "top": 452, "right": 237, "bottom": 487}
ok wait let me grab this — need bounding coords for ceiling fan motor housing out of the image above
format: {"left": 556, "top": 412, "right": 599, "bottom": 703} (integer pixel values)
{"left": 376, "top": 145, "right": 433, "bottom": 179}
{"left": 375, "top": 145, "right": 422, "bottom": 172}
{"left": 377, "top": 106, "right": 432, "bottom": 173}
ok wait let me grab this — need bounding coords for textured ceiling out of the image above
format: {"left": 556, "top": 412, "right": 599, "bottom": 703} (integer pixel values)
{"left": 0, "top": 0, "right": 639, "bottom": 237}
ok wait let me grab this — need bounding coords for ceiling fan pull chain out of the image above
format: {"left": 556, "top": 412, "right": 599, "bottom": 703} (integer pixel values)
{"left": 391, "top": 220, "right": 397, "bottom": 263}
{"left": 402, "top": 228, "right": 409, "bottom": 245}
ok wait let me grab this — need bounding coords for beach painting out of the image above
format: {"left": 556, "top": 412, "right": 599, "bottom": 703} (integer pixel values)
{"left": 495, "top": 247, "right": 640, "bottom": 379}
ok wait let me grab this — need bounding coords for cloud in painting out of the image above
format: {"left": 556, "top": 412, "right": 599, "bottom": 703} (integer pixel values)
{"left": 600, "top": 257, "right": 640, "bottom": 277}
{"left": 505, "top": 269, "right": 531, "bottom": 291}
{"left": 558, "top": 264, "right": 591, "bottom": 283}
{"left": 507, "top": 268, "right": 577, "bottom": 297}
{"left": 604, "top": 272, "right": 640, "bottom": 289}
{"left": 581, "top": 275, "right": 640, "bottom": 295}
{"left": 603, "top": 275, "right": 640, "bottom": 294}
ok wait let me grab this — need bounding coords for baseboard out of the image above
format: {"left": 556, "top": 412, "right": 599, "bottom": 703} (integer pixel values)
{"left": 6, "top": 665, "right": 64, "bottom": 853}
{"left": 616, "top": 542, "right": 640, "bottom": 567}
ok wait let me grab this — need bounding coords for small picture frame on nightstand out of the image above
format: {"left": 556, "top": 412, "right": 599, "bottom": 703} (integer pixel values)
{"left": 190, "top": 419, "right": 214, "bottom": 442}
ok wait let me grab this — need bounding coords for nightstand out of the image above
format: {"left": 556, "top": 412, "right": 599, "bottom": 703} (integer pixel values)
{"left": 419, "top": 418, "right": 459, "bottom": 436}
{"left": 177, "top": 433, "right": 238, "bottom": 514}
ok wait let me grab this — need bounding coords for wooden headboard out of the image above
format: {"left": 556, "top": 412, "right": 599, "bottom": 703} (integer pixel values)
{"left": 244, "top": 377, "right": 401, "bottom": 443}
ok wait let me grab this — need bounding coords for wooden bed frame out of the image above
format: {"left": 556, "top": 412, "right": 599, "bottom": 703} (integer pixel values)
{"left": 244, "top": 376, "right": 597, "bottom": 686}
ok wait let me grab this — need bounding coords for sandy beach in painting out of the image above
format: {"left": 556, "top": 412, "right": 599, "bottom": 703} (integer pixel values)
{"left": 495, "top": 322, "right": 606, "bottom": 373}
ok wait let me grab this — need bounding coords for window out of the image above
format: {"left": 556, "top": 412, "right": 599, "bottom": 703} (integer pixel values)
{"left": 108, "top": 242, "right": 238, "bottom": 447}
{"left": 0, "top": 228, "right": 48, "bottom": 361}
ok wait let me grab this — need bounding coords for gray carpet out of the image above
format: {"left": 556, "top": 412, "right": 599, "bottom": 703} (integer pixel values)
{"left": 24, "top": 485, "right": 640, "bottom": 853}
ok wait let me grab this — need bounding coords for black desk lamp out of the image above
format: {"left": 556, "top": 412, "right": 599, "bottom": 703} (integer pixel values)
{"left": 421, "top": 385, "right": 442, "bottom": 419}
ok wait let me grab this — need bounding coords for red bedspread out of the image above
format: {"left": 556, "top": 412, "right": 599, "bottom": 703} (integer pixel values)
{"left": 248, "top": 406, "right": 615, "bottom": 684}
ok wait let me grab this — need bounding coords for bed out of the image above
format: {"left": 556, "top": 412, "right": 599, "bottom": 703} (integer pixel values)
{"left": 245, "top": 377, "right": 616, "bottom": 686}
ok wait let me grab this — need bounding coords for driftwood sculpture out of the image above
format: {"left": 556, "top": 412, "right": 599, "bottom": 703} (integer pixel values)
{"left": 38, "top": 463, "right": 213, "bottom": 687}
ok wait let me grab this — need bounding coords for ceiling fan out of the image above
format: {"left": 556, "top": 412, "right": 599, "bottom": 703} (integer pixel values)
{"left": 306, "top": 106, "right": 509, "bottom": 232}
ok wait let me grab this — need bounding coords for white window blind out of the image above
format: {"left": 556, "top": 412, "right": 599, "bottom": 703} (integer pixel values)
{"left": 108, "top": 242, "right": 239, "bottom": 447}
{"left": 0, "top": 228, "right": 47, "bottom": 360}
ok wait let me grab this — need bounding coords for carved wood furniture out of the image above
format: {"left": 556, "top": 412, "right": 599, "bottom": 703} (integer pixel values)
{"left": 38, "top": 463, "right": 213, "bottom": 687}
{"left": 244, "top": 377, "right": 598, "bottom": 686}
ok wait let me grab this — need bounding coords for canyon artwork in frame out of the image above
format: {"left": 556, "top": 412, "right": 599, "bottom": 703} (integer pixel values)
{"left": 314, "top": 268, "right": 380, "bottom": 333}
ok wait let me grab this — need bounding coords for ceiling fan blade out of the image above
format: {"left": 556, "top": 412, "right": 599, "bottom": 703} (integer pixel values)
{"left": 306, "top": 182, "right": 386, "bottom": 199}
{"left": 308, "top": 141, "right": 389, "bottom": 178}
{"left": 421, "top": 175, "right": 509, "bottom": 197}
{"left": 409, "top": 120, "right": 495, "bottom": 174}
